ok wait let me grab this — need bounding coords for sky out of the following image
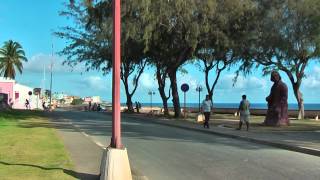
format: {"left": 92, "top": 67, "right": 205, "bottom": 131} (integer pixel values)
{"left": 0, "top": 0, "right": 320, "bottom": 104}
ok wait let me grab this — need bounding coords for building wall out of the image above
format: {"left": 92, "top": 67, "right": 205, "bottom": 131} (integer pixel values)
{"left": 0, "top": 81, "right": 14, "bottom": 104}
{"left": 13, "top": 83, "right": 42, "bottom": 109}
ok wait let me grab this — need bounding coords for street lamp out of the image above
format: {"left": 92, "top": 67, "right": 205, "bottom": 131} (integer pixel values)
{"left": 196, "top": 85, "right": 203, "bottom": 112}
{"left": 148, "top": 90, "right": 155, "bottom": 113}
{"left": 100, "top": 0, "right": 132, "bottom": 179}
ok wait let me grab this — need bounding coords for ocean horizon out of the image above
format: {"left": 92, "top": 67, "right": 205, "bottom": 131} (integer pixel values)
{"left": 120, "top": 103, "right": 320, "bottom": 111}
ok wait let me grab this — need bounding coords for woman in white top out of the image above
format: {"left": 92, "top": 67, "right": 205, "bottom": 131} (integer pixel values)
{"left": 201, "top": 95, "right": 213, "bottom": 128}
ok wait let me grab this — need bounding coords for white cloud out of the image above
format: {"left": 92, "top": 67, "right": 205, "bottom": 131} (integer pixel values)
{"left": 217, "top": 74, "right": 268, "bottom": 91}
{"left": 24, "top": 53, "right": 83, "bottom": 73}
{"left": 177, "top": 74, "right": 199, "bottom": 90}
{"left": 140, "top": 73, "right": 156, "bottom": 89}
{"left": 76, "top": 76, "right": 108, "bottom": 91}
{"left": 303, "top": 66, "right": 320, "bottom": 89}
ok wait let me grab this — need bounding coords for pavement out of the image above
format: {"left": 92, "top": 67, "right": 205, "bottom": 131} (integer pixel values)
{"left": 45, "top": 112, "right": 103, "bottom": 180}
{"left": 125, "top": 113, "right": 320, "bottom": 157}
{"left": 45, "top": 110, "right": 320, "bottom": 180}
{"left": 45, "top": 111, "right": 147, "bottom": 180}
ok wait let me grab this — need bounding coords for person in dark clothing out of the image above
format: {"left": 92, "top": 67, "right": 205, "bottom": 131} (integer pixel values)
{"left": 97, "top": 104, "right": 102, "bottom": 112}
{"left": 25, "top": 99, "right": 30, "bottom": 109}
{"left": 135, "top": 102, "right": 139, "bottom": 113}
{"left": 42, "top": 101, "right": 47, "bottom": 111}
{"left": 88, "top": 101, "right": 92, "bottom": 111}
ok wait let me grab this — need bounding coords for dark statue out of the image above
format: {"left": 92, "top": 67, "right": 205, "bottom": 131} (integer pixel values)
{"left": 263, "top": 71, "right": 289, "bottom": 126}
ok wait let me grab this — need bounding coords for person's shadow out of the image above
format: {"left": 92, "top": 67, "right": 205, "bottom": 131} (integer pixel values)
{"left": 0, "top": 161, "right": 99, "bottom": 180}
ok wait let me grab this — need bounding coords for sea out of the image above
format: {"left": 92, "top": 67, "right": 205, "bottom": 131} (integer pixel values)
{"left": 128, "top": 103, "right": 320, "bottom": 110}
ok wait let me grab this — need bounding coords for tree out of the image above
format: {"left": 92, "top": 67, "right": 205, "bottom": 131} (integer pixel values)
{"left": 142, "top": 0, "right": 204, "bottom": 117}
{"left": 243, "top": 0, "right": 320, "bottom": 119}
{"left": 57, "top": 1, "right": 147, "bottom": 112}
{"left": 195, "top": 0, "right": 257, "bottom": 101}
{"left": 0, "top": 40, "right": 28, "bottom": 79}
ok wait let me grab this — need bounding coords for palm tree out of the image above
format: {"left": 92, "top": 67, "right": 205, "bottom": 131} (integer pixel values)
{"left": 0, "top": 40, "right": 28, "bottom": 79}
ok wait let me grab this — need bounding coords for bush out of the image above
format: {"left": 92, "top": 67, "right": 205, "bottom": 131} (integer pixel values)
{"left": 71, "top": 98, "right": 84, "bottom": 105}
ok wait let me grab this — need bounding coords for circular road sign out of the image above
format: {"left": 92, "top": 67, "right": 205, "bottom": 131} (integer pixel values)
{"left": 181, "top": 83, "right": 189, "bottom": 92}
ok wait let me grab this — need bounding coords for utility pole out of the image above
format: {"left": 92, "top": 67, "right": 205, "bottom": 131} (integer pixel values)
{"left": 100, "top": 0, "right": 132, "bottom": 179}
{"left": 49, "top": 43, "right": 53, "bottom": 108}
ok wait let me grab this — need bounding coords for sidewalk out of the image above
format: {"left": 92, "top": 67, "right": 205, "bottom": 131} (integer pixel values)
{"left": 47, "top": 112, "right": 148, "bottom": 180}
{"left": 124, "top": 113, "right": 320, "bottom": 157}
{"left": 47, "top": 113, "right": 103, "bottom": 180}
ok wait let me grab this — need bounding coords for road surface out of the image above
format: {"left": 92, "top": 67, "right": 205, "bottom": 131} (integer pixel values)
{"left": 51, "top": 111, "right": 320, "bottom": 180}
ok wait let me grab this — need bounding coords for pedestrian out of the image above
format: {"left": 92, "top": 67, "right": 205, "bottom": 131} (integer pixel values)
{"left": 236, "top": 95, "right": 250, "bottom": 131}
{"left": 42, "top": 101, "right": 47, "bottom": 111}
{"left": 97, "top": 104, "right": 102, "bottom": 112}
{"left": 92, "top": 103, "right": 97, "bottom": 111}
{"left": 135, "top": 102, "right": 140, "bottom": 113}
{"left": 25, "top": 99, "right": 30, "bottom": 109}
{"left": 201, "top": 95, "right": 213, "bottom": 129}
{"left": 88, "top": 101, "right": 92, "bottom": 111}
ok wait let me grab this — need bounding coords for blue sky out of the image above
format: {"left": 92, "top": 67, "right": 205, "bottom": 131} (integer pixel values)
{"left": 0, "top": 0, "right": 319, "bottom": 104}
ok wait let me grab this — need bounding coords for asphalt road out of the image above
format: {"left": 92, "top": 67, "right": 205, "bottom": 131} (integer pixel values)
{"left": 52, "top": 111, "right": 320, "bottom": 180}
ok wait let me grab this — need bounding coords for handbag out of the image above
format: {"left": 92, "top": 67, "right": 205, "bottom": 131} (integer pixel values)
{"left": 196, "top": 113, "right": 205, "bottom": 123}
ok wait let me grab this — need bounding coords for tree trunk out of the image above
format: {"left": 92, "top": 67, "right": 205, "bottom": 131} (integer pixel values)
{"left": 204, "top": 68, "right": 212, "bottom": 100}
{"left": 125, "top": 92, "right": 134, "bottom": 113}
{"left": 168, "top": 69, "right": 181, "bottom": 118}
{"left": 156, "top": 68, "right": 169, "bottom": 116}
{"left": 122, "top": 77, "right": 134, "bottom": 113}
{"left": 293, "top": 85, "right": 304, "bottom": 120}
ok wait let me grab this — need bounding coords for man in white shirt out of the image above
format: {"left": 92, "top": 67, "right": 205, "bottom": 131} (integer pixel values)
{"left": 237, "top": 95, "right": 250, "bottom": 131}
{"left": 201, "top": 95, "right": 213, "bottom": 128}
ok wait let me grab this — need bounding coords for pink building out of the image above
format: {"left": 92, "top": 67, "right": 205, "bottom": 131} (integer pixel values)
{"left": 0, "top": 78, "right": 42, "bottom": 109}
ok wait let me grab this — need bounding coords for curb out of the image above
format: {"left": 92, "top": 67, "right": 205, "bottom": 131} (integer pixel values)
{"left": 124, "top": 113, "right": 320, "bottom": 157}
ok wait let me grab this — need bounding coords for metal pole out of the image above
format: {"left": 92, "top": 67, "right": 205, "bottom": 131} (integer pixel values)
{"left": 198, "top": 89, "right": 201, "bottom": 112}
{"left": 111, "top": 0, "right": 122, "bottom": 148}
{"left": 184, "top": 92, "right": 186, "bottom": 118}
{"left": 49, "top": 43, "right": 53, "bottom": 107}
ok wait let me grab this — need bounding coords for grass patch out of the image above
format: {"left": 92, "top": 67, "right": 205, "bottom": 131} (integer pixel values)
{"left": 0, "top": 110, "right": 75, "bottom": 180}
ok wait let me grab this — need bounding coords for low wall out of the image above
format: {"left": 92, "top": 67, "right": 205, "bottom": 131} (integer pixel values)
{"left": 59, "top": 105, "right": 320, "bottom": 118}
{"left": 185, "top": 107, "right": 319, "bottom": 118}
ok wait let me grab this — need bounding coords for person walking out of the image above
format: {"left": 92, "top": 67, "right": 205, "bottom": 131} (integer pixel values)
{"left": 237, "top": 95, "right": 250, "bottom": 131}
{"left": 201, "top": 95, "right": 213, "bottom": 129}
{"left": 88, "top": 101, "right": 92, "bottom": 111}
{"left": 25, "top": 99, "right": 30, "bottom": 110}
{"left": 135, "top": 101, "right": 140, "bottom": 113}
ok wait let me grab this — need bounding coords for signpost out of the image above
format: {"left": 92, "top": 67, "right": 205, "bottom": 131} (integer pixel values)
{"left": 181, "top": 83, "right": 189, "bottom": 118}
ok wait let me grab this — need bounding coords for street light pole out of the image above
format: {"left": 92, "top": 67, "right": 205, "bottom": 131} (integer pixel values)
{"left": 100, "top": 0, "right": 132, "bottom": 179}
{"left": 111, "top": 0, "right": 122, "bottom": 149}
{"left": 196, "top": 85, "right": 203, "bottom": 112}
{"left": 148, "top": 91, "right": 155, "bottom": 114}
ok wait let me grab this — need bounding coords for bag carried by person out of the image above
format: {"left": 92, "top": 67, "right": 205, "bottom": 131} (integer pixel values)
{"left": 196, "top": 113, "right": 205, "bottom": 123}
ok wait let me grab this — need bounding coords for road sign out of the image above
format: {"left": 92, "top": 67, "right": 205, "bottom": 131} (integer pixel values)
{"left": 181, "top": 83, "right": 189, "bottom": 92}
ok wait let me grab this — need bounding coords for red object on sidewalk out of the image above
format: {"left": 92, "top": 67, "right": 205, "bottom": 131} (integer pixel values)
{"left": 111, "top": 0, "right": 122, "bottom": 148}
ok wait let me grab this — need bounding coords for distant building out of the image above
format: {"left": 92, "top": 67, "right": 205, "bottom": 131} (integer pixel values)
{"left": 84, "top": 96, "right": 101, "bottom": 104}
{"left": 0, "top": 78, "right": 43, "bottom": 109}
